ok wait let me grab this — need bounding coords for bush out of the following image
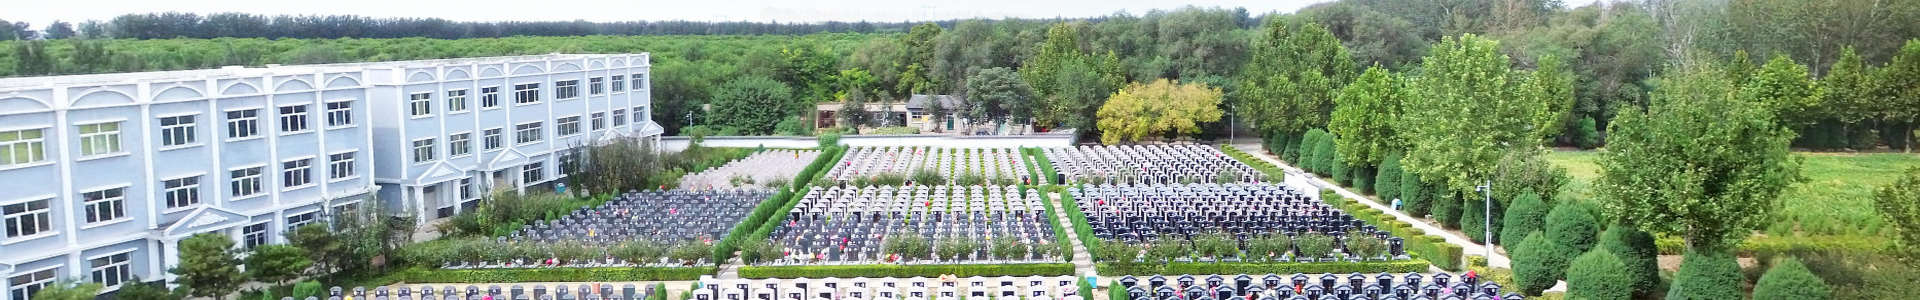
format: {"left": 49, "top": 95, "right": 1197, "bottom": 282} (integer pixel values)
{"left": 1463, "top": 196, "right": 1488, "bottom": 243}
{"left": 1574, "top": 116, "right": 1600, "bottom": 149}
{"left": 1296, "top": 232, "right": 1336, "bottom": 260}
{"left": 386, "top": 266, "right": 713, "bottom": 282}
{"left": 1500, "top": 192, "right": 1549, "bottom": 249}
{"left": 291, "top": 281, "right": 324, "bottom": 300}
{"left": 1332, "top": 159, "right": 1351, "bottom": 185}
{"left": 1096, "top": 259, "right": 1431, "bottom": 276}
{"left": 1401, "top": 172, "right": 1432, "bottom": 215}
{"left": 1545, "top": 202, "right": 1601, "bottom": 255}
{"left": 1351, "top": 167, "right": 1373, "bottom": 194}
{"left": 1512, "top": 231, "right": 1568, "bottom": 296}
{"left": 910, "top": 169, "right": 946, "bottom": 185}
{"left": 1312, "top": 131, "right": 1338, "bottom": 175}
{"left": 1298, "top": 131, "right": 1321, "bottom": 167}
{"left": 1244, "top": 234, "right": 1294, "bottom": 262}
{"left": 1145, "top": 236, "right": 1190, "bottom": 263}
{"left": 871, "top": 172, "right": 908, "bottom": 186}
{"left": 817, "top": 133, "right": 842, "bottom": 148}
{"left": 1753, "top": 257, "right": 1831, "bottom": 300}
{"left": 1668, "top": 250, "right": 1745, "bottom": 300}
{"left": 738, "top": 263, "right": 1074, "bottom": 278}
{"left": 1376, "top": 154, "right": 1403, "bottom": 200}
{"left": 1566, "top": 246, "right": 1632, "bottom": 300}
{"left": 1432, "top": 190, "right": 1462, "bottom": 229}
{"left": 1599, "top": 224, "right": 1661, "bottom": 298}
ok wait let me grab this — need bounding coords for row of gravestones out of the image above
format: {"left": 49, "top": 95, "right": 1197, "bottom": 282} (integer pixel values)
{"left": 310, "top": 284, "right": 651, "bottom": 300}
{"left": 1114, "top": 273, "right": 1520, "bottom": 300}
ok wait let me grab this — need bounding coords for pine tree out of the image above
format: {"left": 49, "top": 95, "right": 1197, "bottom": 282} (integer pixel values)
{"left": 174, "top": 233, "right": 243, "bottom": 300}
{"left": 1752, "top": 257, "right": 1832, "bottom": 300}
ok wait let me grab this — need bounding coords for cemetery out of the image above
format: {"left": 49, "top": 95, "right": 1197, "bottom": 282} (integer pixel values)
{"left": 825, "top": 146, "right": 1034, "bottom": 185}
{"left": 1044, "top": 145, "right": 1268, "bottom": 185}
{"left": 1072, "top": 182, "right": 1410, "bottom": 262}
{"left": 763, "top": 184, "right": 1062, "bottom": 265}
{"left": 1109, "top": 272, "right": 1519, "bottom": 300}
{"left": 407, "top": 189, "right": 775, "bottom": 269}
{"left": 680, "top": 149, "right": 824, "bottom": 189}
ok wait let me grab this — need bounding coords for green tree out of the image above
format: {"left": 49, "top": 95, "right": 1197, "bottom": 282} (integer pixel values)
{"left": 708, "top": 77, "right": 798, "bottom": 135}
{"left": 1239, "top": 20, "right": 1356, "bottom": 138}
{"left": 1599, "top": 224, "right": 1662, "bottom": 298}
{"left": 961, "top": 67, "right": 1036, "bottom": 130}
{"left": 22, "top": 281, "right": 103, "bottom": 300}
{"left": 1821, "top": 47, "right": 1877, "bottom": 148}
{"left": 1313, "top": 134, "right": 1338, "bottom": 177}
{"left": 1516, "top": 55, "right": 1577, "bottom": 141}
{"left": 1432, "top": 191, "right": 1462, "bottom": 228}
{"left": 1298, "top": 129, "right": 1324, "bottom": 168}
{"left": 1880, "top": 40, "right": 1920, "bottom": 152}
{"left": 1667, "top": 250, "right": 1745, "bottom": 300}
{"left": 1875, "top": 167, "right": 1920, "bottom": 260}
{"left": 1745, "top": 54, "right": 1825, "bottom": 130}
{"left": 1565, "top": 247, "right": 1632, "bottom": 300}
{"left": 1375, "top": 153, "right": 1404, "bottom": 201}
{"left": 1499, "top": 192, "right": 1548, "bottom": 248}
{"left": 1545, "top": 202, "right": 1600, "bottom": 256}
{"left": 285, "top": 223, "right": 341, "bottom": 276}
{"left": 1599, "top": 65, "right": 1804, "bottom": 252}
{"left": 1096, "top": 79, "right": 1224, "bottom": 144}
{"left": 1572, "top": 116, "right": 1600, "bottom": 149}
{"left": 1510, "top": 231, "right": 1565, "bottom": 296}
{"left": 1752, "top": 257, "right": 1832, "bottom": 300}
{"left": 1400, "top": 34, "right": 1566, "bottom": 199}
{"left": 174, "top": 233, "right": 243, "bottom": 300}
{"left": 116, "top": 277, "right": 187, "bottom": 300}
{"left": 1330, "top": 66, "right": 1405, "bottom": 167}
{"left": 244, "top": 244, "right": 311, "bottom": 285}
{"left": 1401, "top": 172, "right": 1434, "bottom": 215}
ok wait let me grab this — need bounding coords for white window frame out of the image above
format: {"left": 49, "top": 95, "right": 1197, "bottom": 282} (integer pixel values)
{"left": 0, "top": 128, "right": 49, "bottom": 167}
{"left": 278, "top": 105, "right": 310, "bottom": 134}
{"left": 633, "top": 106, "right": 646, "bottom": 123}
{"left": 3, "top": 198, "right": 54, "bottom": 239}
{"left": 409, "top": 92, "right": 433, "bottom": 117}
{"left": 589, "top": 77, "right": 606, "bottom": 95}
{"left": 8, "top": 266, "right": 58, "bottom": 300}
{"left": 77, "top": 122, "right": 123, "bottom": 157}
{"left": 482, "top": 128, "right": 504, "bottom": 151}
{"left": 163, "top": 175, "right": 202, "bottom": 210}
{"left": 329, "top": 151, "right": 357, "bottom": 180}
{"left": 514, "top": 83, "right": 541, "bottom": 104}
{"left": 325, "top": 101, "right": 354, "bottom": 127}
{"left": 522, "top": 162, "right": 545, "bottom": 184}
{"left": 412, "top": 138, "right": 436, "bottom": 163}
{"left": 591, "top": 112, "right": 606, "bottom": 130}
{"left": 241, "top": 222, "right": 269, "bottom": 250}
{"left": 281, "top": 158, "right": 313, "bottom": 188}
{"left": 555, "top": 80, "right": 581, "bottom": 100}
{"left": 515, "top": 122, "right": 543, "bottom": 145}
{"left": 158, "top": 115, "right": 198, "bottom": 148}
{"left": 611, "top": 75, "right": 626, "bottom": 92}
{"left": 481, "top": 86, "right": 502, "bottom": 108}
{"left": 631, "top": 73, "right": 645, "bottom": 91}
{"left": 229, "top": 166, "right": 265, "bottom": 198}
{"left": 80, "top": 186, "right": 127, "bottom": 225}
{"left": 89, "top": 250, "right": 133, "bottom": 289}
{"left": 448, "top": 132, "right": 472, "bottom": 157}
{"left": 446, "top": 89, "right": 470, "bottom": 113}
{"left": 285, "top": 210, "right": 319, "bottom": 231}
{"left": 557, "top": 116, "right": 582, "bottom": 137}
{"left": 458, "top": 178, "right": 474, "bottom": 200}
{"left": 226, "top": 109, "right": 261, "bottom": 140}
{"left": 613, "top": 109, "right": 628, "bottom": 127}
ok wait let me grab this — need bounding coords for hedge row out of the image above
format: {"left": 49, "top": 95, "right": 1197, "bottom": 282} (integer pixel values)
{"left": 737, "top": 263, "right": 1075, "bottom": 278}
{"left": 1320, "top": 190, "right": 1465, "bottom": 271}
{"left": 1094, "top": 259, "right": 1430, "bottom": 276}
{"left": 384, "top": 266, "right": 715, "bottom": 283}
{"left": 1023, "top": 148, "right": 1061, "bottom": 185}
{"left": 1057, "top": 191, "right": 1100, "bottom": 262}
{"left": 1023, "top": 149, "right": 1075, "bottom": 261}
{"left": 1220, "top": 145, "right": 1286, "bottom": 180}
{"left": 714, "top": 146, "right": 847, "bottom": 264}
{"left": 1653, "top": 235, "right": 1885, "bottom": 256}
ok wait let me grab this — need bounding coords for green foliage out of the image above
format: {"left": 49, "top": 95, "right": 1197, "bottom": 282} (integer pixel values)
{"left": 1331, "top": 159, "right": 1351, "bottom": 185}
{"left": 1461, "top": 195, "right": 1493, "bottom": 244}
{"left": 1511, "top": 231, "right": 1567, "bottom": 296}
{"left": 285, "top": 223, "right": 342, "bottom": 276}
{"left": 244, "top": 244, "right": 312, "bottom": 285}
{"left": 1667, "top": 250, "right": 1746, "bottom": 300}
{"left": 1573, "top": 116, "right": 1600, "bottom": 149}
{"left": 1312, "top": 129, "right": 1337, "bottom": 175}
{"left": 1599, "top": 65, "right": 1804, "bottom": 252}
{"left": 1191, "top": 232, "right": 1239, "bottom": 259}
{"left": 1299, "top": 130, "right": 1325, "bottom": 171}
{"left": 1400, "top": 170, "right": 1432, "bottom": 215}
{"left": 710, "top": 76, "right": 798, "bottom": 135}
{"left": 1432, "top": 190, "right": 1462, "bottom": 229}
{"left": 1319, "top": 192, "right": 1465, "bottom": 270}
{"left": 1753, "top": 257, "right": 1832, "bottom": 300}
{"left": 738, "top": 263, "right": 1074, "bottom": 278}
{"left": 381, "top": 266, "right": 712, "bottom": 283}
{"left": 1330, "top": 66, "right": 1404, "bottom": 166}
{"left": 1097, "top": 79, "right": 1226, "bottom": 144}
{"left": 1400, "top": 34, "right": 1568, "bottom": 197}
{"left": 1880, "top": 40, "right": 1920, "bottom": 152}
{"left": 1295, "top": 232, "right": 1335, "bottom": 259}
{"left": 290, "top": 281, "right": 324, "bottom": 300}
{"left": 175, "top": 233, "right": 244, "bottom": 300}
{"left": 962, "top": 67, "right": 1037, "bottom": 128}
{"left": 1745, "top": 54, "right": 1824, "bottom": 130}
{"left": 26, "top": 281, "right": 104, "bottom": 300}
{"left": 936, "top": 236, "right": 975, "bottom": 261}
{"left": 1095, "top": 259, "right": 1430, "bottom": 276}
{"left": 668, "top": 240, "right": 714, "bottom": 265}
{"left": 1024, "top": 22, "right": 1125, "bottom": 131}
{"left": 116, "top": 278, "right": 187, "bottom": 300}
{"left": 1876, "top": 167, "right": 1920, "bottom": 260}
{"left": 1240, "top": 20, "right": 1357, "bottom": 136}
{"left": 1500, "top": 192, "right": 1549, "bottom": 248}
{"left": 1565, "top": 247, "right": 1632, "bottom": 300}
{"left": 1599, "top": 224, "right": 1662, "bottom": 298}
{"left": 1146, "top": 236, "right": 1190, "bottom": 263}
{"left": 1546, "top": 202, "right": 1601, "bottom": 255}
{"left": 883, "top": 232, "right": 933, "bottom": 261}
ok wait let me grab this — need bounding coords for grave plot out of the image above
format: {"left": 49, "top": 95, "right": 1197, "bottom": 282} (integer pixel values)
{"left": 681, "top": 149, "right": 823, "bottom": 189}
{"left": 1044, "top": 145, "right": 1268, "bottom": 185}
{"left": 453, "top": 189, "right": 773, "bottom": 267}
{"left": 761, "top": 185, "right": 1063, "bottom": 265}
{"left": 1112, "top": 272, "right": 1519, "bottom": 300}
{"left": 824, "top": 147, "right": 1032, "bottom": 185}
{"left": 694, "top": 276, "right": 1085, "bottom": 300}
{"left": 1072, "top": 183, "right": 1412, "bottom": 263}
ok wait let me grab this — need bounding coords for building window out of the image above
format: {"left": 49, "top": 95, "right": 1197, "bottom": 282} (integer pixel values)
{"left": 559, "top": 152, "right": 580, "bottom": 174}
{"left": 282, "top": 159, "right": 312, "bottom": 188}
{"left": 230, "top": 166, "right": 263, "bottom": 197}
{"left": 409, "top": 93, "right": 432, "bottom": 117}
{"left": 412, "top": 139, "right": 436, "bottom": 163}
{"left": 515, "top": 122, "right": 543, "bottom": 144}
{"left": 286, "top": 211, "right": 318, "bottom": 230}
{"left": 555, "top": 80, "right": 580, "bottom": 100}
{"left": 589, "top": 77, "right": 606, "bottom": 95}
{"left": 325, "top": 101, "right": 353, "bottom": 127}
{"left": 591, "top": 113, "right": 606, "bottom": 130}
{"left": 633, "top": 106, "right": 646, "bottom": 123}
{"left": 513, "top": 83, "right": 541, "bottom": 104}
{"left": 631, "top": 73, "right": 645, "bottom": 90}
{"left": 90, "top": 252, "right": 132, "bottom": 289}
{"left": 159, "top": 115, "right": 197, "bottom": 147}
{"left": 3, "top": 199, "right": 52, "bottom": 238}
{"left": 78, "top": 122, "right": 122, "bottom": 156}
{"left": 227, "top": 109, "right": 260, "bottom": 139}
{"left": 81, "top": 187, "right": 126, "bottom": 224}
{"left": 522, "top": 162, "right": 544, "bottom": 184}
{"left": 481, "top": 86, "right": 502, "bottom": 108}
{"left": 329, "top": 152, "right": 356, "bottom": 179}
{"left": 459, "top": 178, "right": 474, "bottom": 199}
{"left": 446, "top": 89, "right": 470, "bottom": 113}
{"left": 278, "top": 105, "right": 310, "bottom": 133}
{"left": 163, "top": 176, "right": 201, "bottom": 209}
{"left": 8, "top": 268, "right": 55, "bottom": 300}
{"left": 483, "top": 128, "right": 503, "bottom": 150}
{"left": 448, "top": 133, "right": 472, "bottom": 157}
{"left": 611, "top": 75, "right": 626, "bottom": 92}
{"left": 613, "top": 109, "right": 628, "bottom": 126}
{"left": 242, "top": 222, "right": 269, "bottom": 250}
{"left": 1, "top": 129, "right": 47, "bottom": 166}
{"left": 556, "top": 116, "right": 581, "bottom": 136}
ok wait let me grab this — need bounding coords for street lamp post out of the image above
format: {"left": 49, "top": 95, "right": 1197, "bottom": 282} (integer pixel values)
{"left": 1475, "top": 180, "right": 1493, "bottom": 259}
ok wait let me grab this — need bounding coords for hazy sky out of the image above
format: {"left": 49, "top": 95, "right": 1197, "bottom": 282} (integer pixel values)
{"left": 10, "top": 0, "right": 1602, "bottom": 30}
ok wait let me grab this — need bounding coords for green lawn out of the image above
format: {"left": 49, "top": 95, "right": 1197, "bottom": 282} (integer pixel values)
{"left": 1545, "top": 150, "right": 1920, "bottom": 237}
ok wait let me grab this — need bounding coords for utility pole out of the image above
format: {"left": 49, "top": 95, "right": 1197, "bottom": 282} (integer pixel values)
{"left": 1475, "top": 180, "right": 1493, "bottom": 258}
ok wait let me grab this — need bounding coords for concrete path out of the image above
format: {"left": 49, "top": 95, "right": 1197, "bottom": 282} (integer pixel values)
{"left": 1047, "top": 191, "right": 1102, "bottom": 300}
{"left": 1229, "top": 144, "right": 1513, "bottom": 269}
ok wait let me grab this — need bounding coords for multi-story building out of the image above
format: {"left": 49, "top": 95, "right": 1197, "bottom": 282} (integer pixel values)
{"left": 0, "top": 53, "right": 658, "bottom": 299}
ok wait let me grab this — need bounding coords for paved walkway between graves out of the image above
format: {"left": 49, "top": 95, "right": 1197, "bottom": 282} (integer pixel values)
{"left": 1228, "top": 144, "right": 1513, "bottom": 270}
{"left": 1047, "top": 191, "right": 1103, "bottom": 300}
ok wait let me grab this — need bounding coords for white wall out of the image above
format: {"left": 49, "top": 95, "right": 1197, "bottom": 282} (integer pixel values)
{"left": 660, "top": 134, "right": 1077, "bottom": 152}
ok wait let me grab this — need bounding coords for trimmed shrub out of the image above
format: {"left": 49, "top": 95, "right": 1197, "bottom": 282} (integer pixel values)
{"left": 1401, "top": 172, "right": 1432, "bottom": 215}
{"left": 1600, "top": 224, "right": 1662, "bottom": 298}
{"left": 1500, "top": 192, "right": 1549, "bottom": 249}
{"left": 817, "top": 133, "right": 842, "bottom": 148}
{"left": 1511, "top": 231, "right": 1567, "bottom": 296}
{"left": 738, "top": 263, "right": 1073, "bottom": 278}
{"left": 1351, "top": 167, "right": 1374, "bottom": 195}
{"left": 291, "top": 281, "right": 324, "bottom": 300}
{"left": 1432, "top": 190, "right": 1462, "bottom": 229}
{"left": 1574, "top": 116, "right": 1600, "bottom": 149}
{"left": 1566, "top": 246, "right": 1632, "bottom": 300}
{"left": 1376, "top": 154, "right": 1403, "bottom": 201}
{"left": 1332, "top": 160, "right": 1351, "bottom": 185}
{"left": 386, "top": 266, "right": 714, "bottom": 282}
{"left": 1282, "top": 131, "right": 1305, "bottom": 163}
{"left": 1667, "top": 250, "right": 1745, "bottom": 300}
{"left": 1545, "top": 202, "right": 1601, "bottom": 255}
{"left": 1753, "top": 257, "right": 1831, "bottom": 300}
{"left": 1299, "top": 130, "right": 1323, "bottom": 171}
{"left": 1313, "top": 131, "right": 1338, "bottom": 175}
{"left": 1462, "top": 196, "right": 1487, "bottom": 243}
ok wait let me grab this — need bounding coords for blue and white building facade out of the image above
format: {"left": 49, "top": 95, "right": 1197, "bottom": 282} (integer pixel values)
{"left": 0, "top": 53, "right": 658, "bottom": 299}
